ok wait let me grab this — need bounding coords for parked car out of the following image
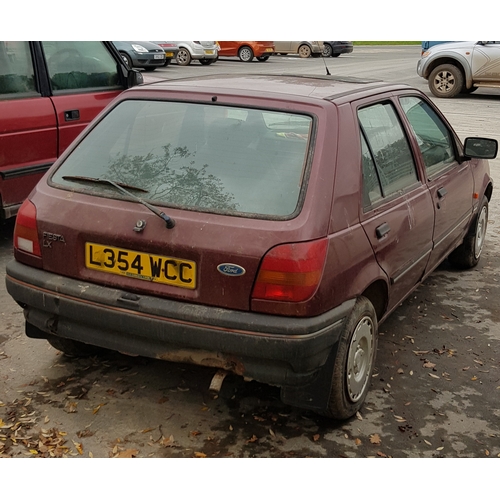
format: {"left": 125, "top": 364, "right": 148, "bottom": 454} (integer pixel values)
{"left": 6, "top": 74, "right": 497, "bottom": 420}
{"left": 150, "top": 41, "right": 179, "bottom": 66}
{"left": 217, "top": 41, "right": 275, "bottom": 62}
{"left": 274, "top": 41, "right": 324, "bottom": 58}
{"left": 174, "top": 41, "right": 218, "bottom": 66}
{"left": 0, "top": 41, "right": 143, "bottom": 220}
{"left": 112, "top": 41, "right": 166, "bottom": 71}
{"left": 322, "top": 41, "right": 353, "bottom": 57}
{"left": 417, "top": 41, "right": 500, "bottom": 98}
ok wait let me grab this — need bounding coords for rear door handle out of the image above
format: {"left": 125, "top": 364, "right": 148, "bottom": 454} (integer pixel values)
{"left": 64, "top": 109, "right": 80, "bottom": 121}
{"left": 376, "top": 222, "right": 391, "bottom": 239}
{"left": 437, "top": 187, "right": 447, "bottom": 199}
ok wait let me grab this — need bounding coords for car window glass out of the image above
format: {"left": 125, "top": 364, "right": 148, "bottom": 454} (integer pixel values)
{"left": 361, "top": 134, "right": 383, "bottom": 210}
{"left": 399, "top": 96, "right": 455, "bottom": 177}
{"left": 51, "top": 100, "right": 312, "bottom": 218}
{"left": 358, "top": 102, "right": 418, "bottom": 197}
{"left": 0, "top": 41, "right": 37, "bottom": 96}
{"left": 42, "top": 41, "right": 121, "bottom": 92}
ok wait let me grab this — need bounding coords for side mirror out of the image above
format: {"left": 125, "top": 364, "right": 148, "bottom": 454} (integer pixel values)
{"left": 464, "top": 137, "right": 498, "bottom": 159}
{"left": 127, "top": 69, "right": 143, "bottom": 88}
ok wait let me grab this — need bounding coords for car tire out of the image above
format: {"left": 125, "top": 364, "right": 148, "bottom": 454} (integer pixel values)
{"left": 47, "top": 335, "right": 108, "bottom": 358}
{"left": 143, "top": 67, "right": 156, "bottom": 72}
{"left": 238, "top": 46, "right": 254, "bottom": 62}
{"left": 120, "top": 52, "right": 133, "bottom": 68}
{"left": 176, "top": 48, "right": 192, "bottom": 66}
{"left": 320, "top": 296, "right": 378, "bottom": 420}
{"left": 428, "top": 64, "right": 464, "bottom": 98}
{"left": 448, "top": 196, "right": 488, "bottom": 269}
{"left": 256, "top": 55, "right": 270, "bottom": 62}
{"left": 298, "top": 44, "right": 312, "bottom": 58}
{"left": 163, "top": 59, "right": 170, "bottom": 67}
{"left": 199, "top": 59, "right": 213, "bottom": 65}
{"left": 322, "top": 44, "right": 333, "bottom": 57}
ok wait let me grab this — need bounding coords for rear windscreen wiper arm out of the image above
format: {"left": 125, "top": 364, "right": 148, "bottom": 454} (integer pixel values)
{"left": 62, "top": 175, "right": 175, "bottom": 229}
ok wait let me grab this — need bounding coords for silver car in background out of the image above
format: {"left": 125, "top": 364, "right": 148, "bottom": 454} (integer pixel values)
{"left": 174, "top": 41, "right": 218, "bottom": 66}
{"left": 274, "top": 41, "right": 324, "bottom": 58}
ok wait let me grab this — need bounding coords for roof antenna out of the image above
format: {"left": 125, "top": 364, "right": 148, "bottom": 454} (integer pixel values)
{"left": 322, "top": 52, "right": 331, "bottom": 76}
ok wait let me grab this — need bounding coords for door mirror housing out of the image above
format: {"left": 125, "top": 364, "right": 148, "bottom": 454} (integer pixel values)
{"left": 127, "top": 69, "right": 143, "bottom": 88}
{"left": 464, "top": 137, "right": 498, "bottom": 159}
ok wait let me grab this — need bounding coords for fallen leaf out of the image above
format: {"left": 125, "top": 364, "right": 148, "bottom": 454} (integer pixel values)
{"left": 253, "top": 416, "right": 266, "bottom": 422}
{"left": 194, "top": 452, "right": 207, "bottom": 458}
{"left": 356, "top": 411, "right": 363, "bottom": 420}
{"left": 313, "top": 434, "right": 320, "bottom": 442}
{"left": 462, "top": 366, "right": 470, "bottom": 371}
{"left": 471, "top": 376, "right": 478, "bottom": 381}
{"left": 115, "top": 448, "right": 139, "bottom": 458}
{"left": 397, "top": 368, "right": 404, "bottom": 374}
{"left": 370, "top": 434, "right": 381, "bottom": 445}
{"left": 354, "top": 438, "right": 362, "bottom": 446}
{"left": 423, "top": 362, "right": 436, "bottom": 369}
{"left": 424, "top": 440, "right": 432, "bottom": 446}
{"left": 92, "top": 403, "right": 106, "bottom": 415}
{"left": 436, "top": 446, "right": 444, "bottom": 451}
{"left": 428, "top": 373, "right": 440, "bottom": 379}
{"left": 73, "top": 441, "right": 83, "bottom": 455}
{"left": 247, "top": 435, "right": 258, "bottom": 443}
{"left": 229, "top": 425, "right": 233, "bottom": 431}
{"left": 269, "top": 429, "right": 276, "bottom": 437}
{"left": 191, "top": 430, "right": 201, "bottom": 436}
{"left": 473, "top": 359, "right": 484, "bottom": 366}
{"left": 376, "top": 451, "right": 388, "bottom": 458}
{"left": 413, "top": 350, "right": 429, "bottom": 355}
{"left": 161, "top": 435, "right": 175, "bottom": 447}
{"left": 485, "top": 450, "right": 490, "bottom": 456}
{"left": 64, "top": 402, "right": 78, "bottom": 413}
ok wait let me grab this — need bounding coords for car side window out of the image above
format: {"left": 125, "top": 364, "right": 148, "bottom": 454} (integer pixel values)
{"left": 42, "top": 41, "right": 121, "bottom": 92}
{"left": 361, "top": 134, "right": 383, "bottom": 209}
{"left": 0, "top": 41, "right": 37, "bottom": 96}
{"left": 358, "top": 102, "right": 418, "bottom": 204}
{"left": 399, "top": 96, "right": 455, "bottom": 178}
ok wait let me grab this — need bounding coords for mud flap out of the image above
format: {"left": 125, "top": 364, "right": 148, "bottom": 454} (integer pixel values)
{"left": 280, "top": 341, "right": 340, "bottom": 412}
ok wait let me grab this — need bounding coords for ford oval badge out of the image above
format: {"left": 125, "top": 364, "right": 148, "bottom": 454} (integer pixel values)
{"left": 217, "top": 263, "right": 246, "bottom": 277}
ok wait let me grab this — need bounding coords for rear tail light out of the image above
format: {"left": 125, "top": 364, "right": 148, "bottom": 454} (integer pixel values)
{"left": 14, "top": 199, "right": 41, "bottom": 257}
{"left": 252, "top": 239, "right": 328, "bottom": 302}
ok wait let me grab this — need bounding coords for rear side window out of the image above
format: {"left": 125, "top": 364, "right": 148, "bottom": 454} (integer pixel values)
{"left": 0, "top": 41, "right": 36, "bottom": 95}
{"left": 42, "top": 41, "right": 121, "bottom": 91}
{"left": 399, "top": 96, "right": 456, "bottom": 178}
{"left": 51, "top": 100, "right": 313, "bottom": 218}
{"left": 358, "top": 102, "right": 418, "bottom": 205}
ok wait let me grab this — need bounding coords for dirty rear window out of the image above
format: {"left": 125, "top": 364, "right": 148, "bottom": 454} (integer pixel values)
{"left": 51, "top": 100, "right": 313, "bottom": 218}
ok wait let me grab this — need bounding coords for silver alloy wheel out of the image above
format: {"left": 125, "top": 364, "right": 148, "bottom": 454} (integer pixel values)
{"left": 176, "top": 48, "right": 191, "bottom": 66}
{"left": 475, "top": 204, "right": 488, "bottom": 259}
{"left": 346, "top": 315, "right": 375, "bottom": 402}
{"left": 433, "top": 69, "right": 457, "bottom": 94}
{"left": 322, "top": 44, "right": 332, "bottom": 57}
{"left": 298, "top": 44, "right": 311, "bottom": 58}
{"left": 239, "top": 46, "right": 253, "bottom": 62}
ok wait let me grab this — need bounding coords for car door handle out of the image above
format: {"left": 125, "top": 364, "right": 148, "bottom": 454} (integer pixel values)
{"left": 437, "top": 187, "right": 447, "bottom": 199}
{"left": 64, "top": 109, "right": 80, "bottom": 121}
{"left": 376, "top": 222, "right": 391, "bottom": 239}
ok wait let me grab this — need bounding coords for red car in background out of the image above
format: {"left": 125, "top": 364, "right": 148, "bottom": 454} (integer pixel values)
{"left": 0, "top": 41, "right": 142, "bottom": 219}
{"left": 217, "top": 41, "right": 275, "bottom": 62}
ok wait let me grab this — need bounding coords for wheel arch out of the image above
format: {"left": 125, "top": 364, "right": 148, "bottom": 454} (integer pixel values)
{"left": 361, "top": 279, "right": 388, "bottom": 322}
{"left": 424, "top": 55, "right": 472, "bottom": 88}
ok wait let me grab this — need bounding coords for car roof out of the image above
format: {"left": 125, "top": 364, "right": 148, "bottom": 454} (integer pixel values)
{"left": 127, "top": 74, "right": 412, "bottom": 104}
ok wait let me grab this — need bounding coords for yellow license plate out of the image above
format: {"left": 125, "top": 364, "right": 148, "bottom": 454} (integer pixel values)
{"left": 165, "top": 52, "right": 174, "bottom": 57}
{"left": 204, "top": 50, "right": 214, "bottom": 55}
{"left": 85, "top": 243, "right": 196, "bottom": 289}
{"left": 265, "top": 48, "right": 273, "bottom": 52}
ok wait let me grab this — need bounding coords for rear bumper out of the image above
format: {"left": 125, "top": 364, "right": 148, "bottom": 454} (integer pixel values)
{"left": 6, "top": 260, "right": 354, "bottom": 407}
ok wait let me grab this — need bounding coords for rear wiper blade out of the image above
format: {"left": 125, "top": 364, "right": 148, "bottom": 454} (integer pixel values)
{"left": 62, "top": 175, "right": 149, "bottom": 192}
{"left": 62, "top": 175, "right": 175, "bottom": 229}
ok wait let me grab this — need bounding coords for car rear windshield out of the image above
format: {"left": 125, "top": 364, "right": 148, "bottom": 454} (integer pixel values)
{"left": 51, "top": 100, "right": 313, "bottom": 218}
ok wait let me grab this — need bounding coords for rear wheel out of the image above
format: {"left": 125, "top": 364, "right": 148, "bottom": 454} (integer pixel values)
{"left": 176, "top": 48, "right": 192, "bottom": 66}
{"left": 322, "top": 44, "right": 333, "bottom": 57}
{"left": 256, "top": 55, "right": 270, "bottom": 61}
{"left": 448, "top": 196, "right": 488, "bottom": 269}
{"left": 428, "top": 64, "right": 464, "bottom": 98}
{"left": 47, "top": 335, "right": 107, "bottom": 357}
{"left": 238, "top": 46, "right": 254, "bottom": 62}
{"left": 199, "top": 59, "right": 213, "bottom": 65}
{"left": 321, "top": 296, "right": 378, "bottom": 420}
{"left": 298, "top": 44, "right": 312, "bottom": 58}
